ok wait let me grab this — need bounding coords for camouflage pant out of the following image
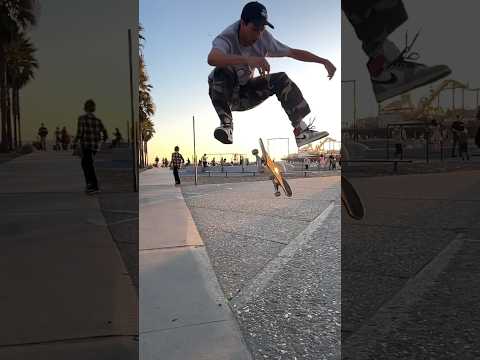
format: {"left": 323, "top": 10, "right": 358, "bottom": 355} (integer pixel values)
{"left": 342, "top": 0, "right": 408, "bottom": 54}
{"left": 208, "top": 67, "right": 310, "bottom": 128}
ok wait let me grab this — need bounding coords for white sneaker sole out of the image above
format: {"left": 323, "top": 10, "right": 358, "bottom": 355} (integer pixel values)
{"left": 296, "top": 131, "right": 329, "bottom": 147}
{"left": 375, "top": 65, "right": 451, "bottom": 103}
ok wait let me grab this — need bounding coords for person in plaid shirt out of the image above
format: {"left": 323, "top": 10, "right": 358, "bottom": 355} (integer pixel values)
{"left": 73, "top": 99, "right": 108, "bottom": 194}
{"left": 170, "top": 146, "right": 185, "bottom": 185}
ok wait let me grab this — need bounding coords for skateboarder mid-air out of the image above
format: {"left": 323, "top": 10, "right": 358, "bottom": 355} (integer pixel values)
{"left": 207, "top": 1, "right": 336, "bottom": 148}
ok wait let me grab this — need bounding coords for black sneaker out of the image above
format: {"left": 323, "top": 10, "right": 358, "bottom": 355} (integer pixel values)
{"left": 294, "top": 118, "right": 329, "bottom": 147}
{"left": 214, "top": 125, "right": 233, "bottom": 144}
{"left": 369, "top": 32, "right": 451, "bottom": 103}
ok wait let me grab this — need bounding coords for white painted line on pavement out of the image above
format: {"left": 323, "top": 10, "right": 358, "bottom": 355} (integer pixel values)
{"left": 106, "top": 217, "right": 139, "bottom": 226}
{"left": 230, "top": 201, "right": 335, "bottom": 310}
{"left": 344, "top": 233, "right": 465, "bottom": 356}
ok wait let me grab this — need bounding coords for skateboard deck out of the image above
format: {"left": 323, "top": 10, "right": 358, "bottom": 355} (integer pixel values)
{"left": 341, "top": 175, "right": 364, "bottom": 220}
{"left": 259, "top": 138, "right": 292, "bottom": 197}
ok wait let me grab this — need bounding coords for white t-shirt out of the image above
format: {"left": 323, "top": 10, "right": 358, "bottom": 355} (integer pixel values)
{"left": 209, "top": 20, "right": 291, "bottom": 85}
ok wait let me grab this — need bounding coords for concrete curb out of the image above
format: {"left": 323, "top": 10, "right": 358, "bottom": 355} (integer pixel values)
{"left": 140, "top": 168, "right": 252, "bottom": 360}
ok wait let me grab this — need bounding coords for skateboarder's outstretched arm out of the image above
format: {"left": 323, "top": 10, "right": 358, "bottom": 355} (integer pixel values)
{"left": 287, "top": 49, "right": 336, "bottom": 80}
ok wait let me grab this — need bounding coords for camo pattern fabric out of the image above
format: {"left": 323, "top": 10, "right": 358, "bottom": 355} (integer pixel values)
{"left": 342, "top": 0, "right": 408, "bottom": 54}
{"left": 208, "top": 67, "right": 310, "bottom": 128}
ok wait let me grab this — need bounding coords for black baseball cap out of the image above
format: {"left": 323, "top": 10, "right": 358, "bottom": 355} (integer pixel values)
{"left": 241, "top": 1, "right": 274, "bottom": 29}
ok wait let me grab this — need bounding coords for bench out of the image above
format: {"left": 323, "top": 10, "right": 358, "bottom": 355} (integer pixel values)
{"left": 204, "top": 171, "right": 257, "bottom": 177}
{"left": 341, "top": 159, "right": 413, "bottom": 173}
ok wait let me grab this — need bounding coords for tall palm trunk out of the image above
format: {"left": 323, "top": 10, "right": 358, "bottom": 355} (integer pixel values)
{"left": 138, "top": 121, "right": 143, "bottom": 168}
{"left": 143, "top": 141, "right": 146, "bottom": 167}
{"left": 12, "top": 86, "right": 17, "bottom": 148}
{"left": 16, "top": 87, "right": 21, "bottom": 147}
{"left": 0, "top": 52, "right": 7, "bottom": 151}
{"left": 144, "top": 141, "right": 148, "bottom": 166}
{"left": 6, "top": 86, "right": 12, "bottom": 150}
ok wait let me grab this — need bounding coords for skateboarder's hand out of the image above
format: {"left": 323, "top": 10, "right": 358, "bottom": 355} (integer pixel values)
{"left": 323, "top": 60, "right": 336, "bottom": 80}
{"left": 249, "top": 57, "right": 270, "bottom": 77}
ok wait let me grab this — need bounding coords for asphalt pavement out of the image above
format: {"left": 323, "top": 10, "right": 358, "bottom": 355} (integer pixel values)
{"left": 181, "top": 174, "right": 341, "bottom": 359}
{"left": 0, "top": 150, "right": 137, "bottom": 359}
{"left": 342, "top": 170, "right": 480, "bottom": 359}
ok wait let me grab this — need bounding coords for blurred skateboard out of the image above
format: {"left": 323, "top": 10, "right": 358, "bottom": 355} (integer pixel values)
{"left": 341, "top": 175, "right": 364, "bottom": 220}
{"left": 257, "top": 138, "right": 292, "bottom": 197}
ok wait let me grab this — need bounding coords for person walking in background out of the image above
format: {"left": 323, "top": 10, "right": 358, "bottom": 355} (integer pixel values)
{"left": 61, "top": 126, "right": 70, "bottom": 150}
{"left": 170, "top": 146, "right": 185, "bottom": 185}
{"left": 329, "top": 154, "right": 336, "bottom": 170}
{"left": 458, "top": 128, "right": 470, "bottom": 161}
{"left": 38, "top": 123, "right": 48, "bottom": 151}
{"left": 154, "top": 156, "right": 159, "bottom": 167}
{"left": 430, "top": 119, "right": 442, "bottom": 153}
{"left": 111, "top": 128, "right": 123, "bottom": 148}
{"left": 451, "top": 116, "right": 464, "bottom": 157}
{"left": 73, "top": 99, "right": 108, "bottom": 194}
{"left": 304, "top": 157, "right": 310, "bottom": 171}
{"left": 392, "top": 125, "right": 406, "bottom": 159}
{"left": 54, "top": 126, "right": 61, "bottom": 151}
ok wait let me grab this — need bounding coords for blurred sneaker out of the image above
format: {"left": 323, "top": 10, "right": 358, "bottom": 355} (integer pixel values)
{"left": 294, "top": 118, "right": 329, "bottom": 147}
{"left": 368, "top": 33, "right": 451, "bottom": 103}
{"left": 214, "top": 124, "right": 233, "bottom": 144}
{"left": 341, "top": 175, "right": 364, "bottom": 220}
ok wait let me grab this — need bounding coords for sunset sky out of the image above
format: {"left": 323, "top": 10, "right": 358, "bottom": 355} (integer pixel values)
{"left": 20, "top": 0, "right": 138, "bottom": 143}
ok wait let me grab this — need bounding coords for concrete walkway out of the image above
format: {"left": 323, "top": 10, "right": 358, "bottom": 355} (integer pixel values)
{"left": 0, "top": 151, "right": 137, "bottom": 359}
{"left": 140, "top": 168, "right": 252, "bottom": 360}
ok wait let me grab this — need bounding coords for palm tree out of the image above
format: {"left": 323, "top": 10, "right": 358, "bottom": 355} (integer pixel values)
{"left": 6, "top": 33, "right": 38, "bottom": 148}
{"left": 139, "top": 24, "right": 156, "bottom": 167}
{"left": 0, "top": 0, "right": 38, "bottom": 151}
{"left": 142, "top": 117, "right": 155, "bottom": 167}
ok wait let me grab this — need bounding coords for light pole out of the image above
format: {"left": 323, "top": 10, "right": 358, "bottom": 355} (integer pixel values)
{"left": 127, "top": 28, "right": 138, "bottom": 192}
{"left": 341, "top": 80, "right": 357, "bottom": 142}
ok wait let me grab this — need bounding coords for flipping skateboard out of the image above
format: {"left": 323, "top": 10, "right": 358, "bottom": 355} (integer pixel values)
{"left": 341, "top": 175, "right": 364, "bottom": 220}
{"left": 256, "top": 138, "right": 292, "bottom": 197}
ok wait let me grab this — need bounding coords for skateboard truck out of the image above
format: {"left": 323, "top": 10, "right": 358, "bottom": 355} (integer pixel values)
{"left": 257, "top": 138, "right": 292, "bottom": 197}
{"left": 272, "top": 177, "right": 281, "bottom": 196}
